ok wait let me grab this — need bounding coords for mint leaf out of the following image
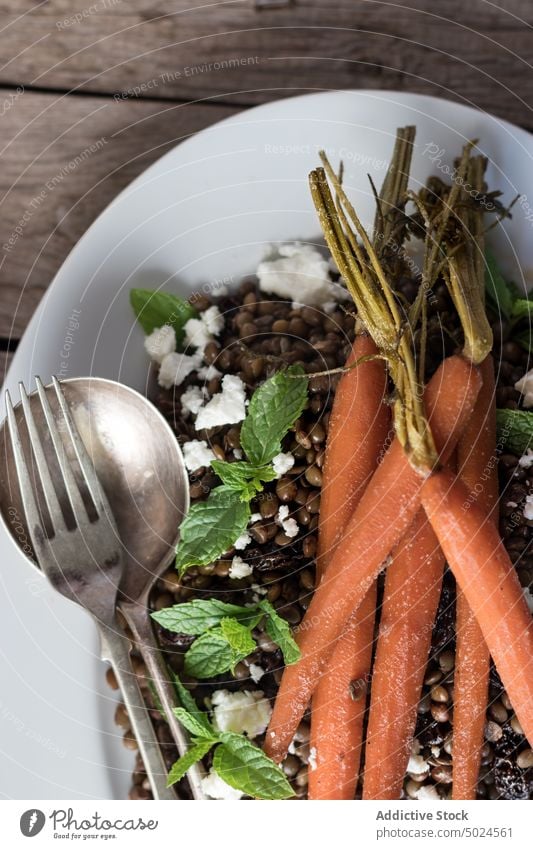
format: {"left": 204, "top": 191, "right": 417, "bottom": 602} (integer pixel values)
{"left": 220, "top": 618, "right": 256, "bottom": 660}
{"left": 211, "top": 460, "right": 276, "bottom": 496}
{"left": 166, "top": 739, "right": 214, "bottom": 787}
{"left": 184, "top": 629, "right": 236, "bottom": 679}
{"left": 171, "top": 673, "right": 214, "bottom": 734}
{"left": 511, "top": 298, "right": 533, "bottom": 320}
{"left": 152, "top": 598, "right": 261, "bottom": 635}
{"left": 240, "top": 366, "right": 308, "bottom": 466}
{"left": 173, "top": 707, "right": 216, "bottom": 739}
{"left": 485, "top": 251, "right": 514, "bottom": 319}
{"left": 259, "top": 600, "right": 301, "bottom": 665}
{"left": 214, "top": 733, "right": 294, "bottom": 799}
{"left": 176, "top": 486, "right": 251, "bottom": 574}
{"left": 496, "top": 409, "right": 533, "bottom": 455}
{"left": 130, "top": 288, "right": 197, "bottom": 348}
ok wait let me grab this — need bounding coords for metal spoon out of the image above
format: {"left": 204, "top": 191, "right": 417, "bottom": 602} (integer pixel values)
{"left": 0, "top": 376, "right": 205, "bottom": 799}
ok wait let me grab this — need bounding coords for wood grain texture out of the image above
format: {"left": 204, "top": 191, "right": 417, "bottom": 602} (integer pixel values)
{"left": 0, "top": 1, "right": 531, "bottom": 123}
{"left": 0, "top": 94, "right": 237, "bottom": 339}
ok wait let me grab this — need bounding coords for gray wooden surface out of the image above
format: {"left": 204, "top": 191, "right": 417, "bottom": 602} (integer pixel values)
{"left": 1, "top": 0, "right": 532, "bottom": 379}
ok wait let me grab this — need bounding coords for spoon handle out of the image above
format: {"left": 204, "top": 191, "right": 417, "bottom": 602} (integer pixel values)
{"left": 120, "top": 601, "right": 207, "bottom": 800}
{"left": 99, "top": 618, "right": 176, "bottom": 800}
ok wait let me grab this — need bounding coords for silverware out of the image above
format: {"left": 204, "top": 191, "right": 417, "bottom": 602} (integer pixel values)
{"left": 0, "top": 379, "right": 201, "bottom": 799}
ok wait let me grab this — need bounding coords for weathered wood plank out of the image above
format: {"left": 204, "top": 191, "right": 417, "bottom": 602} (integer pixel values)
{"left": 0, "top": 1, "right": 531, "bottom": 126}
{"left": 0, "top": 93, "right": 238, "bottom": 338}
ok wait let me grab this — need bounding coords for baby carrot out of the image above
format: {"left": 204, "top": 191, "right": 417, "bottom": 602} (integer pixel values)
{"left": 309, "top": 333, "right": 389, "bottom": 800}
{"left": 363, "top": 510, "right": 445, "bottom": 799}
{"left": 264, "top": 354, "right": 482, "bottom": 763}
{"left": 421, "top": 467, "right": 533, "bottom": 748}
{"left": 453, "top": 356, "right": 499, "bottom": 800}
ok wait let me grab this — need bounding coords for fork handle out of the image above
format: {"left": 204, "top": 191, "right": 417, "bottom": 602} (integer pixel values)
{"left": 120, "top": 601, "right": 207, "bottom": 800}
{"left": 98, "top": 619, "right": 176, "bottom": 800}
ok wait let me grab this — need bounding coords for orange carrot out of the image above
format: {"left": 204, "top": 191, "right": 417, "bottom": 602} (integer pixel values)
{"left": 363, "top": 509, "right": 445, "bottom": 799}
{"left": 309, "top": 584, "right": 377, "bottom": 799}
{"left": 316, "top": 333, "right": 390, "bottom": 578}
{"left": 453, "top": 356, "right": 498, "bottom": 799}
{"left": 421, "top": 467, "right": 533, "bottom": 747}
{"left": 308, "top": 333, "right": 389, "bottom": 800}
{"left": 264, "top": 354, "right": 482, "bottom": 763}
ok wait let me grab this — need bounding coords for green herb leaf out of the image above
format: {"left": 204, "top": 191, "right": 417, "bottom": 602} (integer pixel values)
{"left": 166, "top": 739, "right": 215, "bottom": 787}
{"left": 130, "top": 288, "right": 197, "bottom": 348}
{"left": 211, "top": 460, "right": 277, "bottom": 496}
{"left": 171, "top": 673, "right": 214, "bottom": 734}
{"left": 515, "top": 327, "right": 533, "bottom": 354}
{"left": 485, "top": 252, "right": 514, "bottom": 319}
{"left": 152, "top": 598, "right": 261, "bottom": 635}
{"left": 511, "top": 298, "right": 533, "bottom": 320}
{"left": 220, "top": 618, "right": 257, "bottom": 661}
{"left": 214, "top": 733, "right": 295, "bottom": 799}
{"left": 184, "top": 629, "right": 236, "bottom": 679}
{"left": 240, "top": 366, "right": 309, "bottom": 466}
{"left": 496, "top": 409, "right": 533, "bottom": 455}
{"left": 259, "top": 600, "right": 301, "bottom": 665}
{"left": 172, "top": 707, "right": 216, "bottom": 740}
{"left": 175, "top": 486, "right": 251, "bottom": 575}
{"left": 146, "top": 679, "right": 167, "bottom": 722}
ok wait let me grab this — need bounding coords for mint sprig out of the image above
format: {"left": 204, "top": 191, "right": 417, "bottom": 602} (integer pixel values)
{"left": 166, "top": 676, "right": 294, "bottom": 799}
{"left": 175, "top": 366, "right": 308, "bottom": 574}
{"left": 496, "top": 408, "right": 533, "bottom": 456}
{"left": 130, "top": 288, "right": 197, "bottom": 348}
{"left": 485, "top": 251, "right": 533, "bottom": 353}
{"left": 152, "top": 597, "right": 301, "bottom": 679}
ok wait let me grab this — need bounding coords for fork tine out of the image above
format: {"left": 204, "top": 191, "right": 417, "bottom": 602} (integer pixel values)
{"left": 5, "top": 389, "right": 48, "bottom": 549}
{"left": 51, "top": 376, "right": 112, "bottom": 517}
{"left": 19, "top": 382, "right": 67, "bottom": 535}
{"left": 35, "top": 376, "right": 89, "bottom": 525}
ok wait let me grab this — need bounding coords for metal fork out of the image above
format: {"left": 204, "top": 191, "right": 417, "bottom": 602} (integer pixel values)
{"left": 5, "top": 377, "right": 176, "bottom": 800}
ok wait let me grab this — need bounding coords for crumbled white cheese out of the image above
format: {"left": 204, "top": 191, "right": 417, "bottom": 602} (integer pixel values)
{"left": 524, "top": 494, "right": 533, "bottom": 521}
{"left": 201, "top": 768, "right": 243, "bottom": 800}
{"left": 229, "top": 556, "right": 253, "bottom": 579}
{"left": 233, "top": 448, "right": 243, "bottom": 460}
{"left": 184, "top": 305, "right": 225, "bottom": 354}
{"left": 272, "top": 452, "right": 295, "bottom": 477}
{"left": 524, "top": 586, "right": 533, "bottom": 613}
{"left": 195, "top": 375, "right": 247, "bottom": 430}
{"left": 249, "top": 512, "right": 262, "bottom": 523}
{"left": 211, "top": 689, "right": 272, "bottom": 738}
{"left": 407, "top": 754, "right": 430, "bottom": 777}
{"left": 234, "top": 531, "right": 252, "bottom": 551}
{"left": 507, "top": 501, "right": 518, "bottom": 509}
{"left": 515, "top": 368, "right": 533, "bottom": 408}
{"left": 519, "top": 449, "right": 533, "bottom": 469}
{"left": 144, "top": 325, "right": 176, "bottom": 364}
{"left": 197, "top": 364, "right": 222, "bottom": 381}
{"left": 415, "top": 785, "right": 440, "bottom": 801}
{"left": 276, "top": 505, "right": 299, "bottom": 538}
{"left": 158, "top": 351, "right": 202, "bottom": 388}
{"left": 249, "top": 663, "right": 265, "bottom": 683}
{"left": 308, "top": 746, "right": 317, "bottom": 772}
{"left": 182, "top": 439, "right": 216, "bottom": 472}
{"left": 257, "top": 243, "right": 332, "bottom": 307}
{"left": 180, "top": 385, "right": 206, "bottom": 416}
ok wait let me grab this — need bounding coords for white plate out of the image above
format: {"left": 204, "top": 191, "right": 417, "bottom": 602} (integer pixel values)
{"left": 1, "top": 90, "right": 532, "bottom": 800}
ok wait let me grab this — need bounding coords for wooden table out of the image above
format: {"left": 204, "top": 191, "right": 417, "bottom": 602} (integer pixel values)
{"left": 1, "top": 0, "right": 531, "bottom": 377}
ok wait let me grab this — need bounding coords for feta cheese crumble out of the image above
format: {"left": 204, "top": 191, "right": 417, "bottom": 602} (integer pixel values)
{"left": 234, "top": 531, "right": 252, "bottom": 551}
{"left": 211, "top": 689, "right": 272, "bottom": 738}
{"left": 407, "top": 754, "right": 430, "bottom": 778}
{"left": 257, "top": 243, "right": 332, "bottom": 307}
{"left": 184, "top": 305, "right": 224, "bottom": 354}
{"left": 249, "top": 663, "right": 265, "bottom": 683}
{"left": 182, "top": 439, "right": 216, "bottom": 472}
{"left": 515, "top": 368, "right": 533, "bottom": 408}
{"left": 229, "top": 556, "right": 253, "bottom": 579}
{"left": 195, "top": 374, "right": 247, "bottom": 430}
{"left": 272, "top": 452, "right": 295, "bottom": 477}
{"left": 144, "top": 325, "right": 176, "bottom": 364}
{"left": 276, "top": 504, "right": 299, "bottom": 538}
{"left": 181, "top": 385, "right": 206, "bottom": 416}
{"left": 201, "top": 768, "right": 243, "bottom": 800}
{"left": 158, "top": 351, "right": 202, "bottom": 388}
{"left": 524, "top": 494, "right": 533, "bottom": 521}
{"left": 519, "top": 449, "right": 533, "bottom": 469}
